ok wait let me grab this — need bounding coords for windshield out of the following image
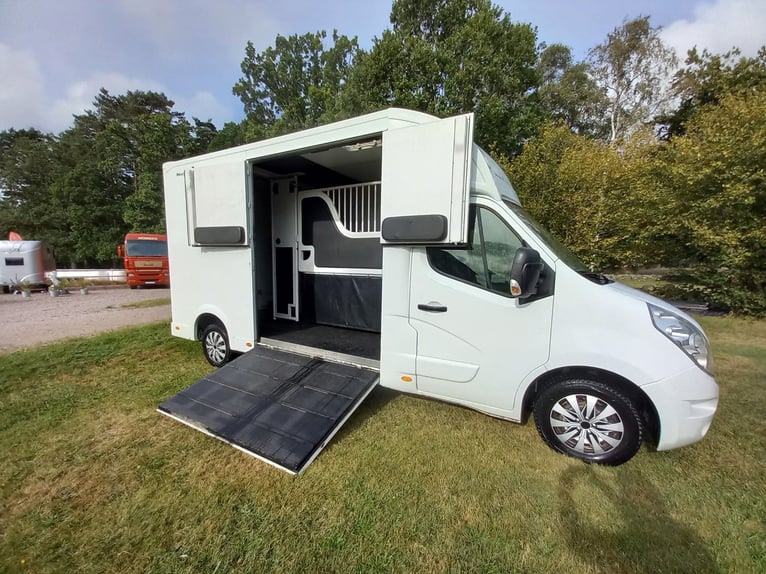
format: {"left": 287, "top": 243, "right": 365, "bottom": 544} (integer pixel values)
{"left": 126, "top": 240, "right": 168, "bottom": 257}
{"left": 503, "top": 201, "right": 587, "bottom": 272}
{"left": 472, "top": 145, "right": 521, "bottom": 205}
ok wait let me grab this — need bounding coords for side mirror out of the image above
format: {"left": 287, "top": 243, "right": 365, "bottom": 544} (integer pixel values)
{"left": 117, "top": 245, "right": 124, "bottom": 257}
{"left": 510, "top": 247, "right": 543, "bottom": 299}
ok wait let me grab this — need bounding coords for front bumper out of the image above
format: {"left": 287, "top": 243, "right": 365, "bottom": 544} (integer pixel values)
{"left": 642, "top": 366, "right": 719, "bottom": 451}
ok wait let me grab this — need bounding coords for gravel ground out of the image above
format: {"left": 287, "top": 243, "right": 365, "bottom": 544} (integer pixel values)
{"left": 0, "top": 287, "right": 171, "bottom": 354}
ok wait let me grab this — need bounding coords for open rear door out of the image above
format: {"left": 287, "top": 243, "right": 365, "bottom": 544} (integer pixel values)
{"left": 380, "top": 113, "right": 474, "bottom": 245}
{"left": 158, "top": 346, "right": 378, "bottom": 474}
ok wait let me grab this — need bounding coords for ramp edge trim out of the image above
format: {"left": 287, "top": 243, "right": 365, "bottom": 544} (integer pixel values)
{"left": 294, "top": 376, "right": 379, "bottom": 474}
{"left": 258, "top": 338, "right": 380, "bottom": 371}
{"left": 157, "top": 408, "right": 298, "bottom": 475}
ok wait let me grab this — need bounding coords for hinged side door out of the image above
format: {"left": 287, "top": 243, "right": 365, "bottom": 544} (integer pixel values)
{"left": 381, "top": 113, "right": 474, "bottom": 245}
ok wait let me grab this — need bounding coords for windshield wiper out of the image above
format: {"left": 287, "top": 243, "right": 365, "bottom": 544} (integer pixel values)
{"left": 579, "top": 271, "right": 614, "bottom": 285}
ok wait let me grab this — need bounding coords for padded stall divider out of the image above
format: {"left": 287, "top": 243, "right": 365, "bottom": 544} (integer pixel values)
{"left": 301, "top": 196, "right": 382, "bottom": 269}
{"left": 300, "top": 274, "right": 382, "bottom": 332}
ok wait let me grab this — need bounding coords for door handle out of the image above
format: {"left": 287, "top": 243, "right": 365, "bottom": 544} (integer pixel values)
{"left": 418, "top": 303, "right": 448, "bottom": 313}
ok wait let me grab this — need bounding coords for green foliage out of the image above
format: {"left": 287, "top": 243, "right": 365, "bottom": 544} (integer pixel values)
{"left": 658, "top": 91, "right": 766, "bottom": 314}
{"left": 505, "top": 83, "right": 766, "bottom": 314}
{"left": 661, "top": 47, "right": 766, "bottom": 138}
{"left": 206, "top": 121, "right": 247, "bottom": 152}
{"left": 0, "top": 89, "right": 209, "bottom": 266}
{"left": 123, "top": 111, "right": 190, "bottom": 233}
{"left": 233, "top": 30, "right": 359, "bottom": 137}
{"left": 0, "top": 129, "right": 63, "bottom": 246}
{"left": 537, "top": 44, "right": 609, "bottom": 138}
{"left": 344, "top": 0, "right": 541, "bottom": 156}
{"left": 504, "top": 123, "right": 670, "bottom": 271}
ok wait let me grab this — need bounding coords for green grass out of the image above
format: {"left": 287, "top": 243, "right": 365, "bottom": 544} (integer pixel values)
{"left": 107, "top": 297, "right": 171, "bottom": 309}
{"left": 1, "top": 317, "right": 765, "bottom": 573}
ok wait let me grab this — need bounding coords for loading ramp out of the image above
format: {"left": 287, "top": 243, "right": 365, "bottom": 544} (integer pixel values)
{"left": 158, "top": 345, "right": 379, "bottom": 474}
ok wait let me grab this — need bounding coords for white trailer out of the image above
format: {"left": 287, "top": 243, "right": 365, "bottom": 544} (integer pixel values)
{"left": 159, "top": 108, "right": 718, "bottom": 473}
{"left": 0, "top": 240, "right": 56, "bottom": 292}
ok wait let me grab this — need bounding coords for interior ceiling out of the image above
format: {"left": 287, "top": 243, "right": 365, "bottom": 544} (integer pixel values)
{"left": 303, "top": 145, "right": 381, "bottom": 183}
{"left": 251, "top": 141, "right": 382, "bottom": 189}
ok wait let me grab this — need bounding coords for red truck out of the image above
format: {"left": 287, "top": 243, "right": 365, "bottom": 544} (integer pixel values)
{"left": 117, "top": 233, "right": 170, "bottom": 288}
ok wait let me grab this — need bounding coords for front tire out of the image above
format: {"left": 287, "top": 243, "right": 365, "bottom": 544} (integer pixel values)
{"left": 201, "top": 324, "right": 231, "bottom": 367}
{"left": 533, "top": 379, "right": 642, "bottom": 466}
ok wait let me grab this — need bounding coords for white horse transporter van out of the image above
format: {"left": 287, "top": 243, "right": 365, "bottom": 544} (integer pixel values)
{"left": 158, "top": 108, "right": 718, "bottom": 473}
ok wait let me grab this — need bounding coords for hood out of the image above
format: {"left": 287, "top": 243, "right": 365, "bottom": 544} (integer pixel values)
{"left": 608, "top": 281, "right": 705, "bottom": 332}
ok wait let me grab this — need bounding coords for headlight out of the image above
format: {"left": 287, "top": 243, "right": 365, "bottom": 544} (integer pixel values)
{"left": 648, "top": 303, "right": 713, "bottom": 374}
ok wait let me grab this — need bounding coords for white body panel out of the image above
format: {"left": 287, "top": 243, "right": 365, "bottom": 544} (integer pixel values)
{"left": 163, "top": 108, "right": 718, "bottom": 458}
{"left": 164, "top": 156, "right": 255, "bottom": 349}
{"left": 406, "top": 197, "right": 554, "bottom": 417}
{"left": 164, "top": 108, "right": 441, "bottom": 351}
{"left": 381, "top": 113, "right": 473, "bottom": 244}
{"left": 379, "top": 194, "right": 718, "bottom": 449}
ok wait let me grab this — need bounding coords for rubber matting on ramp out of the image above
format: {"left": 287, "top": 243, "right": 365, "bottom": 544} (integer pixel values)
{"left": 158, "top": 346, "right": 379, "bottom": 473}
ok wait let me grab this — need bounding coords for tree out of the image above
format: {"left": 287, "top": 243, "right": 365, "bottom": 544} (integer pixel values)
{"left": 123, "top": 111, "right": 192, "bottom": 233}
{"left": 344, "top": 0, "right": 541, "bottom": 156}
{"left": 503, "top": 122, "right": 674, "bottom": 271}
{"left": 1, "top": 89, "right": 211, "bottom": 266}
{"left": 50, "top": 90, "right": 195, "bottom": 265}
{"left": 233, "top": 30, "right": 359, "bottom": 137}
{"left": 207, "top": 121, "right": 248, "bottom": 152}
{"left": 587, "top": 16, "right": 677, "bottom": 142}
{"left": 659, "top": 90, "right": 766, "bottom": 314}
{"left": 188, "top": 118, "right": 219, "bottom": 155}
{"left": 0, "top": 129, "right": 63, "bottom": 246}
{"left": 661, "top": 46, "right": 766, "bottom": 138}
{"left": 537, "top": 44, "right": 608, "bottom": 138}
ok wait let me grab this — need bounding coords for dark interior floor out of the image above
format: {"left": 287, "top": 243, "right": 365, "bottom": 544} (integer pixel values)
{"left": 259, "top": 319, "right": 381, "bottom": 360}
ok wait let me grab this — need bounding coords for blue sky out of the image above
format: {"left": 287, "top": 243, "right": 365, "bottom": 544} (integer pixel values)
{"left": 1, "top": 0, "right": 764, "bottom": 133}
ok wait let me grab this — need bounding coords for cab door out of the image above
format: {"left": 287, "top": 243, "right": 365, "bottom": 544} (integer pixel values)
{"left": 408, "top": 199, "right": 554, "bottom": 416}
{"left": 379, "top": 113, "right": 475, "bottom": 391}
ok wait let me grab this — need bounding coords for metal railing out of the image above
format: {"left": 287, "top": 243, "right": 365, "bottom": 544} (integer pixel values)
{"left": 53, "top": 269, "right": 126, "bottom": 282}
{"left": 321, "top": 182, "right": 381, "bottom": 234}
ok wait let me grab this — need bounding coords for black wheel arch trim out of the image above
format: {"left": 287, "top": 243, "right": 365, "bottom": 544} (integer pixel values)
{"left": 195, "top": 313, "right": 226, "bottom": 341}
{"left": 521, "top": 366, "right": 660, "bottom": 447}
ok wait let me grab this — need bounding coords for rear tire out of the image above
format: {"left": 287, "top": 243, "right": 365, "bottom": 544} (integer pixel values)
{"left": 201, "top": 324, "right": 231, "bottom": 367}
{"left": 533, "top": 379, "right": 642, "bottom": 466}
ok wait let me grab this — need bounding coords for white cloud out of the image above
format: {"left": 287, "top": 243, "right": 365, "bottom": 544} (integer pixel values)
{"left": 0, "top": 43, "right": 47, "bottom": 130}
{"left": 115, "top": 0, "right": 280, "bottom": 62}
{"left": 46, "top": 73, "right": 166, "bottom": 133}
{"left": 172, "top": 91, "right": 233, "bottom": 124}
{"left": 661, "top": 0, "right": 766, "bottom": 59}
{"left": 0, "top": 53, "right": 233, "bottom": 134}
{"left": 45, "top": 74, "right": 234, "bottom": 132}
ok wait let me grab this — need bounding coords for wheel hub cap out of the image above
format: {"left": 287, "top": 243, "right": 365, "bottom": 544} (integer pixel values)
{"left": 549, "top": 393, "right": 625, "bottom": 455}
{"left": 205, "top": 332, "right": 226, "bottom": 363}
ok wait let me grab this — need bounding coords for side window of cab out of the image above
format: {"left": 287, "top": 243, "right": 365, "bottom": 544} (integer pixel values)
{"left": 427, "top": 206, "right": 524, "bottom": 296}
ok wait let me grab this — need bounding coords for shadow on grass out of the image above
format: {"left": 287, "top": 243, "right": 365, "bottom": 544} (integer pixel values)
{"left": 558, "top": 465, "right": 716, "bottom": 573}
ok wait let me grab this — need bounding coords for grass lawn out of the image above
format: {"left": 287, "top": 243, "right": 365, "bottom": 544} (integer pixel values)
{"left": 1, "top": 317, "right": 764, "bottom": 573}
